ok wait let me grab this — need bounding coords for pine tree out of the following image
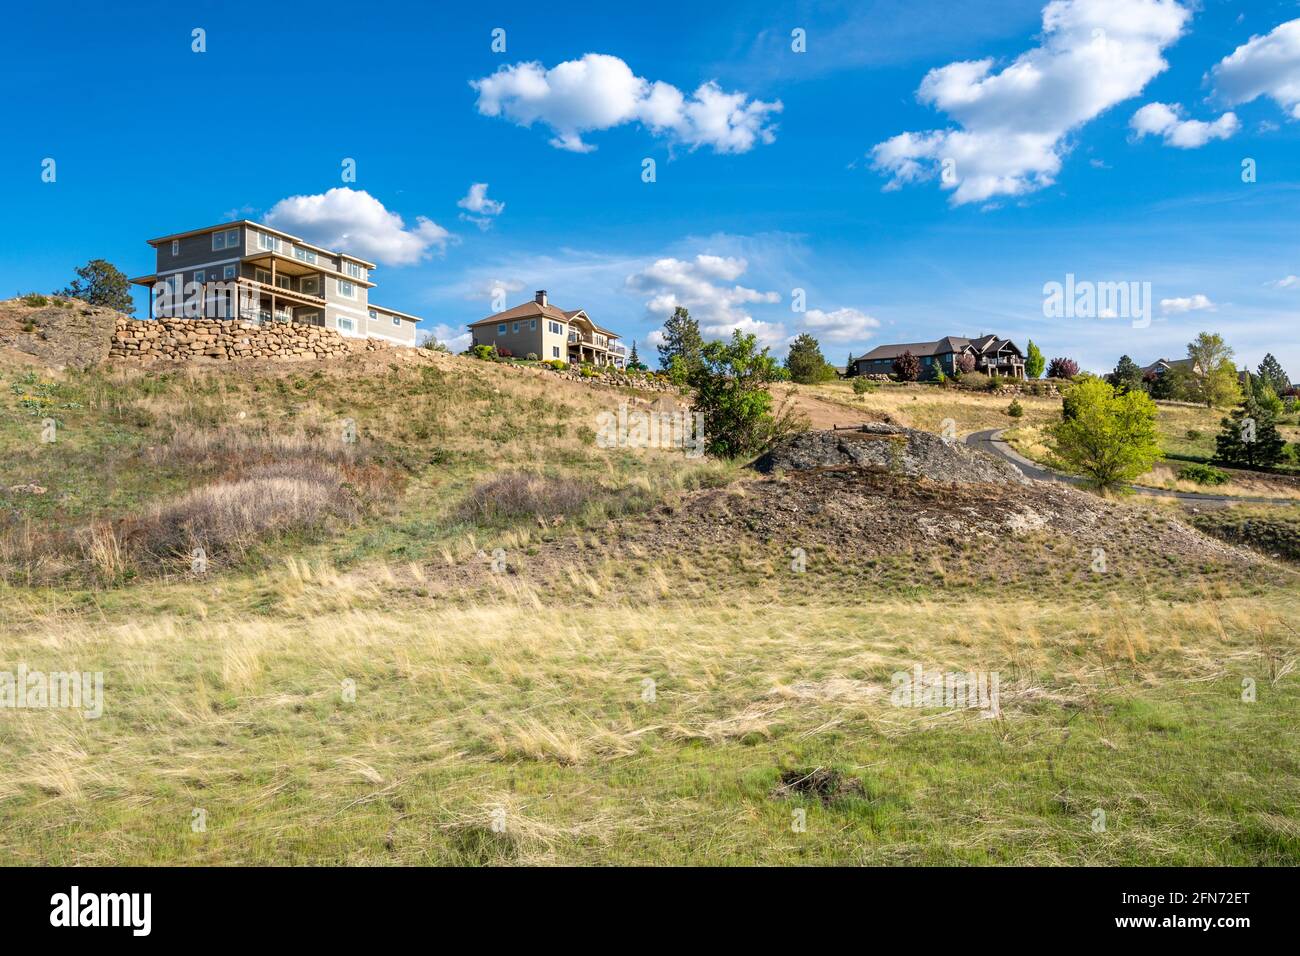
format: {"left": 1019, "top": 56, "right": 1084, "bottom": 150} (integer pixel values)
{"left": 58, "top": 259, "right": 134, "bottom": 313}
{"left": 656, "top": 306, "right": 703, "bottom": 377}
{"left": 628, "top": 340, "right": 640, "bottom": 368}
{"left": 1110, "top": 354, "right": 1143, "bottom": 393}
{"left": 785, "top": 333, "right": 832, "bottom": 383}
{"left": 1214, "top": 395, "right": 1285, "bottom": 469}
{"left": 1256, "top": 353, "right": 1291, "bottom": 396}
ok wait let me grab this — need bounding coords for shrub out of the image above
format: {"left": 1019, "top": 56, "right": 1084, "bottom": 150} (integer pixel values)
{"left": 525, "top": 352, "right": 538, "bottom": 362}
{"left": 957, "top": 372, "right": 990, "bottom": 391}
{"left": 544, "top": 360, "right": 567, "bottom": 371}
{"left": 892, "top": 351, "right": 920, "bottom": 382}
{"left": 956, "top": 354, "right": 976, "bottom": 375}
{"left": 1185, "top": 429, "right": 1201, "bottom": 441}
{"left": 496, "top": 346, "right": 514, "bottom": 358}
{"left": 469, "top": 344, "right": 497, "bottom": 361}
{"left": 689, "top": 329, "right": 805, "bottom": 458}
{"left": 458, "top": 472, "right": 592, "bottom": 524}
{"left": 21, "top": 293, "right": 48, "bottom": 308}
{"left": 1047, "top": 357, "right": 1080, "bottom": 379}
{"left": 1178, "top": 463, "right": 1229, "bottom": 486}
{"left": 1049, "top": 378, "right": 1160, "bottom": 491}
{"left": 579, "top": 365, "right": 597, "bottom": 378}
{"left": 1006, "top": 399, "right": 1024, "bottom": 418}
{"left": 852, "top": 377, "right": 875, "bottom": 395}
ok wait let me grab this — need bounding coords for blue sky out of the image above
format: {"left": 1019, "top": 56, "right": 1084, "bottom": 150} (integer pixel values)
{"left": 2, "top": 0, "right": 1298, "bottom": 377}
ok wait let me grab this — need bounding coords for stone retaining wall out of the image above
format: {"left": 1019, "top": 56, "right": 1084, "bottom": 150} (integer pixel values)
{"left": 110, "top": 317, "right": 392, "bottom": 362}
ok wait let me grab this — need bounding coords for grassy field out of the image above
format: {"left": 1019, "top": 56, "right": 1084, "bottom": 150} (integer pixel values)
{"left": 1, "top": 352, "right": 1297, "bottom": 865}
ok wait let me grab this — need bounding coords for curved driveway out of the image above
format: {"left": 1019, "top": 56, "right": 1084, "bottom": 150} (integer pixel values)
{"left": 965, "top": 429, "right": 1299, "bottom": 507}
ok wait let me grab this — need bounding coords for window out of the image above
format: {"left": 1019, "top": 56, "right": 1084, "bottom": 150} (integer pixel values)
{"left": 530, "top": 319, "right": 537, "bottom": 330}
{"left": 301, "top": 278, "right": 318, "bottom": 294}
{"left": 497, "top": 323, "right": 506, "bottom": 334}
{"left": 211, "top": 228, "right": 240, "bottom": 251}
{"left": 255, "top": 269, "right": 272, "bottom": 285}
{"left": 337, "top": 316, "right": 355, "bottom": 333}
{"left": 171, "top": 239, "right": 180, "bottom": 256}
{"left": 223, "top": 265, "right": 236, "bottom": 280}
{"left": 512, "top": 322, "right": 519, "bottom": 333}
{"left": 393, "top": 316, "right": 401, "bottom": 327}
{"left": 258, "top": 232, "right": 279, "bottom": 252}
{"left": 548, "top": 321, "right": 563, "bottom": 335}
{"left": 552, "top": 346, "right": 560, "bottom": 359}
{"left": 301, "top": 312, "right": 321, "bottom": 326}
{"left": 294, "top": 246, "right": 317, "bottom": 264}
{"left": 338, "top": 280, "right": 355, "bottom": 298}
{"left": 194, "top": 270, "right": 205, "bottom": 282}
{"left": 368, "top": 309, "right": 377, "bottom": 320}
{"left": 343, "top": 261, "right": 364, "bottom": 279}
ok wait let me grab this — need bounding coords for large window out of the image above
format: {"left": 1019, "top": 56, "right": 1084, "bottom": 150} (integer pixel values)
{"left": 548, "top": 321, "right": 563, "bottom": 335}
{"left": 294, "top": 246, "right": 317, "bottom": 264}
{"left": 301, "top": 277, "right": 319, "bottom": 295}
{"left": 258, "top": 232, "right": 279, "bottom": 252}
{"left": 338, "top": 280, "right": 355, "bottom": 298}
{"left": 343, "top": 261, "right": 364, "bottom": 279}
{"left": 212, "top": 228, "right": 240, "bottom": 251}
{"left": 337, "top": 316, "right": 355, "bottom": 333}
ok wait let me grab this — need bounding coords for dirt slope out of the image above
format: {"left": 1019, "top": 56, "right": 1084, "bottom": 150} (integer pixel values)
{"left": 0, "top": 297, "right": 123, "bottom": 369}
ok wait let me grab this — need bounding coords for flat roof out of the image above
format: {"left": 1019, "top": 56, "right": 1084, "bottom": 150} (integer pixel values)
{"left": 368, "top": 303, "right": 421, "bottom": 323}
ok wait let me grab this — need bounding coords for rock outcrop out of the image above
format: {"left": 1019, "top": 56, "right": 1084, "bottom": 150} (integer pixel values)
{"left": 752, "top": 424, "right": 1030, "bottom": 485}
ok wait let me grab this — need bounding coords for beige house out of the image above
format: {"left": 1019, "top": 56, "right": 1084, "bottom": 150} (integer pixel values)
{"left": 129, "top": 220, "right": 421, "bottom": 346}
{"left": 467, "top": 291, "right": 626, "bottom": 367}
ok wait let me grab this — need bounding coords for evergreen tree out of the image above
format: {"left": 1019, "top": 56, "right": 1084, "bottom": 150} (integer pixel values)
{"left": 627, "top": 340, "right": 641, "bottom": 369}
{"left": 1110, "top": 354, "right": 1144, "bottom": 393}
{"left": 1256, "top": 353, "right": 1291, "bottom": 396}
{"left": 1214, "top": 395, "right": 1285, "bottom": 469}
{"left": 784, "top": 333, "right": 833, "bottom": 384}
{"left": 656, "top": 306, "right": 703, "bottom": 378}
{"left": 1025, "top": 340, "right": 1045, "bottom": 379}
{"left": 58, "top": 258, "right": 134, "bottom": 313}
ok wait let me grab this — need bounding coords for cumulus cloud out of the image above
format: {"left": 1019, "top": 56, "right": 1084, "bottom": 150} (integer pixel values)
{"left": 429, "top": 323, "right": 471, "bottom": 353}
{"left": 871, "top": 0, "right": 1190, "bottom": 205}
{"left": 1160, "top": 293, "right": 1215, "bottom": 315}
{"left": 1211, "top": 18, "right": 1300, "bottom": 119}
{"left": 472, "top": 53, "right": 782, "bottom": 154}
{"left": 799, "top": 307, "right": 881, "bottom": 343}
{"left": 627, "top": 254, "right": 785, "bottom": 345}
{"left": 457, "top": 183, "right": 505, "bottom": 231}
{"left": 265, "top": 188, "right": 452, "bottom": 266}
{"left": 1130, "top": 102, "right": 1239, "bottom": 147}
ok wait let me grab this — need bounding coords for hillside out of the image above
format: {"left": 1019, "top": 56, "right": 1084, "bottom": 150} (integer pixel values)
{"left": 1, "top": 333, "right": 1297, "bottom": 865}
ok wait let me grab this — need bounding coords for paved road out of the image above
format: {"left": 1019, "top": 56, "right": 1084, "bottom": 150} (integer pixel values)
{"left": 965, "top": 429, "right": 1299, "bottom": 507}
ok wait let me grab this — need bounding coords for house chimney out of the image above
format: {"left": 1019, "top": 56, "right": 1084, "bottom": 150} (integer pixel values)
{"left": 535, "top": 290, "right": 548, "bottom": 307}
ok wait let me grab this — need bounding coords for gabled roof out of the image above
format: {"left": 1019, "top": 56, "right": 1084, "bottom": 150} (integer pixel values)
{"left": 1142, "top": 357, "right": 1197, "bottom": 374}
{"left": 858, "top": 336, "right": 970, "bottom": 361}
{"left": 468, "top": 300, "right": 620, "bottom": 337}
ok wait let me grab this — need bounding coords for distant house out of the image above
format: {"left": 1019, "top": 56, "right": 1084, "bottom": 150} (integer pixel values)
{"left": 1142, "top": 357, "right": 1199, "bottom": 377}
{"left": 852, "top": 335, "right": 1026, "bottom": 379}
{"left": 466, "top": 290, "right": 626, "bottom": 367}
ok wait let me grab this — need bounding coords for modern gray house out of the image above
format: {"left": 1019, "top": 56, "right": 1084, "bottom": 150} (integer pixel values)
{"left": 129, "top": 220, "right": 421, "bottom": 346}
{"left": 852, "top": 335, "right": 1026, "bottom": 379}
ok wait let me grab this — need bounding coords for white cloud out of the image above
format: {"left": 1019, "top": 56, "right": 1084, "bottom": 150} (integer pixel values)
{"left": 1211, "top": 18, "right": 1300, "bottom": 119}
{"left": 457, "top": 183, "right": 505, "bottom": 231}
{"left": 1130, "top": 102, "right": 1239, "bottom": 147}
{"left": 472, "top": 53, "right": 782, "bottom": 154}
{"left": 799, "top": 307, "right": 881, "bottom": 343}
{"left": 1267, "top": 275, "right": 1300, "bottom": 289}
{"left": 871, "top": 0, "right": 1190, "bottom": 205}
{"left": 429, "top": 323, "right": 471, "bottom": 353}
{"left": 265, "top": 188, "right": 452, "bottom": 266}
{"left": 626, "top": 254, "right": 785, "bottom": 345}
{"left": 1159, "top": 293, "right": 1215, "bottom": 315}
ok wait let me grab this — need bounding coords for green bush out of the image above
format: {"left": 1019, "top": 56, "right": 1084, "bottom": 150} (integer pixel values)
{"left": 469, "top": 344, "right": 497, "bottom": 361}
{"left": 22, "top": 293, "right": 48, "bottom": 307}
{"left": 958, "top": 372, "right": 990, "bottom": 391}
{"left": 852, "top": 377, "right": 876, "bottom": 395}
{"left": 1006, "top": 399, "right": 1024, "bottom": 418}
{"left": 1178, "top": 463, "right": 1229, "bottom": 486}
{"left": 1185, "top": 429, "right": 1201, "bottom": 441}
{"left": 544, "top": 360, "right": 567, "bottom": 371}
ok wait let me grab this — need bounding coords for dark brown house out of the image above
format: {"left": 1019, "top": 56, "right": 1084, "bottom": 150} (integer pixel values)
{"left": 852, "top": 335, "right": 1026, "bottom": 379}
